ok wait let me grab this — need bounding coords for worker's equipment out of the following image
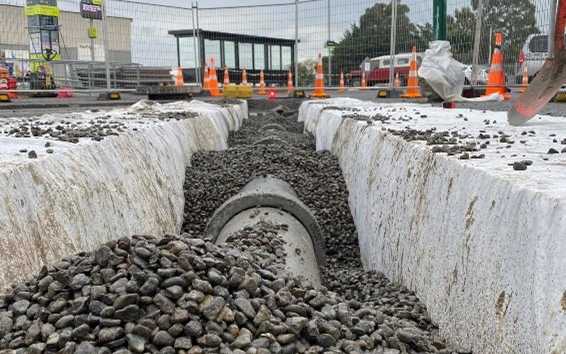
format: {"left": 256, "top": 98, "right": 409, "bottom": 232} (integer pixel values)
{"left": 508, "top": 0, "right": 566, "bottom": 125}
{"left": 287, "top": 71, "right": 294, "bottom": 96}
{"left": 311, "top": 54, "right": 329, "bottom": 98}
{"left": 258, "top": 70, "right": 266, "bottom": 95}
{"left": 401, "top": 46, "right": 422, "bottom": 98}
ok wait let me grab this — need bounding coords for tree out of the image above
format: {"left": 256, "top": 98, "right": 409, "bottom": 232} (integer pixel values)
{"left": 447, "top": 7, "right": 476, "bottom": 64}
{"left": 330, "top": 3, "right": 428, "bottom": 75}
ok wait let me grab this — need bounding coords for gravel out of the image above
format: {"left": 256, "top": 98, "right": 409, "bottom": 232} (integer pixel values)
{"left": 0, "top": 101, "right": 464, "bottom": 353}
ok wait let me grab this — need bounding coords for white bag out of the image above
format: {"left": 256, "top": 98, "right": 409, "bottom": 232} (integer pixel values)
{"left": 418, "top": 40, "right": 501, "bottom": 102}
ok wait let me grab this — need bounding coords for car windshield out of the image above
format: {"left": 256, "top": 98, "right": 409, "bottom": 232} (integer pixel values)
{"left": 529, "top": 35, "right": 548, "bottom": 53}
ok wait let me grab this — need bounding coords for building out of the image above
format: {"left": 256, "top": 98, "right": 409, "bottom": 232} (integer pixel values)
{"left": 0, "top": 4, "right": 132, "bottom": 65}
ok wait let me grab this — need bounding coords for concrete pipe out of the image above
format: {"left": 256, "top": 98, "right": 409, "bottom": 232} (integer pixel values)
{"left": 206, "top": 176, "right": 325, "bottom": 287}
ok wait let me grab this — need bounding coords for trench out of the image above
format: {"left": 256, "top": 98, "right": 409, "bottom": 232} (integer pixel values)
{"left": 0, "top": 99, "right": 463, "bottom": 354}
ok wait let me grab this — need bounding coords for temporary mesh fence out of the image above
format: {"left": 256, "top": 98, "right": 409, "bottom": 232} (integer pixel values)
{"left": 0, "top": 0, "right": 560, "bottom": 91}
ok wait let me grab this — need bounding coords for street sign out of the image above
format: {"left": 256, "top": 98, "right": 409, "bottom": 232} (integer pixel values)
{"left": 80, "top": 0, "right": 103, "bottom": 20}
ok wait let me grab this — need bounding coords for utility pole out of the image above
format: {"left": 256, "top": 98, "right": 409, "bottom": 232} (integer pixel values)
{"left": 471, "top": 0, "right": 483, "bottom": 84}
{"left": 191, "top": 1, "right": 200, "bottom": 85}
{"left": 433, "top": 0, "right": 447, "bottom": 40}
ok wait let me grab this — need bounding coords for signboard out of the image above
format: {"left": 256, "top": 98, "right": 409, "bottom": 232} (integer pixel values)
{"left": 80, "top": 0, "right": 103, "bottom": 20}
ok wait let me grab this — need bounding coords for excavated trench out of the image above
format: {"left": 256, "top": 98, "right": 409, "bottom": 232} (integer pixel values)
{"left": 0, "top": 99, "right": 465, "bottom": 354}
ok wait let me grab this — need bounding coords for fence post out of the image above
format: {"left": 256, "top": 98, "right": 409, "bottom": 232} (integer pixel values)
{"left": 471, "top": 0, "right": 483, "bottom": 85}
{"left": 191, "top": 1, "right": 201, "bottom": 85}
{"left": 294, "top": 0, "right": 299, "bottom": 88}
{"left": 327, "top": 0, "right": 331, "bottom": 87}
{"left": 433, "top": 0, "right": 447, "bottom": 40}
{"left": 388, "top": 0, "right": 397, "bottom": 88}
{"left": 102, "top": 0, "right": 111, "bottom": 90}
{"left": 549, "top": 0, "right": 557, "bottom": 59}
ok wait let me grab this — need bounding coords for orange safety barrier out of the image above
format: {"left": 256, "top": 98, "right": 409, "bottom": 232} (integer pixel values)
{"left": 361, "top": 71, "right": 367, "bottom": 89}
{"left": 223, "top": 67, "right": 230, "bottom": 86}
{"left": 519, "top": 65, "right": 529, "bottom": 93}
{"left": 241, "top": 68, "right": 248, "bottom": 85}
{"left": 401, "top": 46, "right": 422, "bottom": 98}
{"left": 208, "top": 59, "right": 220, "bottom": 97}
{"left": 175, "top": 67, "right": 184, "bottom": 87}
{"left": 287, "top": 70, "right": 294, "bottom": 95}
{"left": 339, "top": 71, "right": 345, "bottom": 94}
{"left": 258, "top": 70, "right": 266, "bottom": 95}
{"left": 311, "top": 54, "right": 328, "bottom": 98}
{"left": 394, "top": 72, "right": 401, "bottom": 89}
{"left": 483, "top": 34, "right": 510, "bottom": 99}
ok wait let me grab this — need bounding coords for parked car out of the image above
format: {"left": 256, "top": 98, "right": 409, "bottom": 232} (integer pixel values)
{"left": 516, "top": 33, "right": 566, "bottom": 83}
{"left": 349, "top": 52, "right": 423, "bottom": 86}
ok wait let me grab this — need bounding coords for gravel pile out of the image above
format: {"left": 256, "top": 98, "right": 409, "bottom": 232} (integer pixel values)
{"left": 0, "top": 223, "right": 450, "bottom": 354}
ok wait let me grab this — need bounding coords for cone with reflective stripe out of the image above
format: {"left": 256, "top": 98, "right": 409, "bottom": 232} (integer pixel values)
{"left": 223, "top": 67, "right": 230, "bottom": 86}
{"left": 519, "top": 65, "right": 529, "bottom": 93}
{"left": 483, "top": 48, "right": 507, "bottom": 97}
{"left": 258, "top": 70, "right": 266, "bottom": 95}
{"left": 339, "top": 71, "right": 345, "bottom": 94}
{"left": 394, "top": 72, "right": 401, "bottom": 89}
{"left": 175, "top": 67, "right": 184, "bottom": 87}
{"left": 312, "top": 54, "right": 328, "bottom": 98}
{"left": 287, "top": 70, "right": 294, "bottom": 95}
{"left": 361, "top": 71, "right": 367, "bottom": 89}
{"left": 209, "top": 59, "right": 221, "bottom": 97}
{"left": 241, "top": 68, "right": 248, "bottom": 85}
{"left": 401, "top": 46, "right": 422, "bottom": 98}
{"left": 203, "top": 65, "right": 210, "bottom": 92}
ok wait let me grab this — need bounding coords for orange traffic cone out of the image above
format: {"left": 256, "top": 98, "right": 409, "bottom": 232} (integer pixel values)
{"left": 394, "top": 73, "right": 401, "bottom": 89}
{"left": 312, "top": 54, "right": 328, "bottom": 98}
{"left": 339, "top": 71, "right": 345, "bottom": 94}
{"left": 483, "top": 32, "right": 510, "bottom": 99}
{"left": 519, "top": 65, "right": 529, "bottom": 93}
{"left": 241, "top": 68, "right": 248, "bottom": 85}
{"left": 361, "top": 71, "right": 367, "bottom": 89}
{"left": 258, "top": 70, "right": 266, "bottom": 95}
{"left": 203, "top": 65, "right": 210, "bottom": 92}
{"left": 223, "top": 67, "right": 230, "bottom": 87}
{"left": 287, "top": 70, "right": 294, "bottom": 95}
{"left": 209, "top": 59, "right": 220, "bottom": 97}
{"left": 401, "top": 46, "right": 422, "bottom": 98}
{"left": 175, "top": 67, "right": 184, "bottom": 87}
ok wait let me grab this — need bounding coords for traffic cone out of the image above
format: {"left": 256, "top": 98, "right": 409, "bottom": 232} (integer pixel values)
{"left": 175, "top": 67, "right": 184, "bottom": 87}
{"left": 394, "top": 73, "right": 401, "bottom": 89}
{"left": 241, "top": 68, "right": 248, "bottom": 85}
{"left": 339, "top": 71, "right": 345, "bottom": 94}
{"left": 258, "top": 70, "right": 266, "bottom": 95}
{"left": 223, "top": 67, "right": 230, "bottom": 87}
{"left": 519, "top": 65, "right": 529, "bottom": 93}
{"left": 483, "top": 33, "right": 510, "bottom": 99}
{"left": 401, "top": 46, "right": 422, "bottom": 98}
{"left": 203, "top": 65, "right": 210, "bottom": 92}
{"left": 361, "top": 71, "right": 367, "bottom": 89}
{"left": 287, "top": 70, "right": 294, "bottom": 95}
{"left": 209, "top": 59, "right": 220, "bottom": 97}
{"left": 312, "top": 54, "right": 328, "bottom": 98}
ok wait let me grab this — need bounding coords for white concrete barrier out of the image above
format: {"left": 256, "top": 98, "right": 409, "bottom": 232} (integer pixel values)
{"left": 0, "top": 100, "right": 247, "bottom": 290}
{"left": 299, "top": 99, "right": 566, "bottom": 354}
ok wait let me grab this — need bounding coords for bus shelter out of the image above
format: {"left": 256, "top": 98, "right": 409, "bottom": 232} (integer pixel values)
{"left": 168, "top": 29, "right": 296, "bottom": 86}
